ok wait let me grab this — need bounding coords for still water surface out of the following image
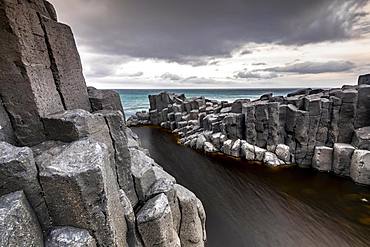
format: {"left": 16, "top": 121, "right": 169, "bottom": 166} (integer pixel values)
{"left": 133, "top": 127, "right": 370, "bottom": 247}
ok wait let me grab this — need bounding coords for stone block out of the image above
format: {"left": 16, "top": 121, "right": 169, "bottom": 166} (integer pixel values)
{"left": 358, "top": 74, "right": 370, "bottom": 85}
{"left": 230, "top": 139, "right": 241, "bottom": 157}
{"left": 352, "top": 126, "right": 370, "bottom": 150}
{"left": 275, "top": 144, "right": 291, "bottom": 163}
{"left": 240, "top": 141, "right": 255, "bottom": 160}
{"left": 137, "top": 193, "right": 180, "bottom": 247}
{"left": 0, "top": 191, "right": 43, "bottom": 247}
{"left": 333, "top": 143, "right": 355, "bottom": 177}
{"left": 39, "top": 139, "right": 127, "bottom": 246}
{"left": 41, "top": 16, "right": 91, "bottom": 111}
{"left": 350, "top": 150, "right": 370, "bottom": 185}
{"left": 175, "top": 184, "right": 205, "bottom": 247}
{"left": 88, "top": 87, "right": 123, "bottom": 114}
{"left": 312, "top": 146, "right": 333, "bottom": 172}
{"left": 0, "top": 142, "right": 50, "bottom": 229}
{"left": 355, "top": 85, "right": 370, "bottom": 128}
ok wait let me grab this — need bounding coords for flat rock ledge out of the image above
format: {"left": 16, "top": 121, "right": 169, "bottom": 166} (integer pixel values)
{"left": 0, "top": 1, "right": 207, "bottom": 246}
{"left": 128, "top": 76, "right": 370, "bottom": 186}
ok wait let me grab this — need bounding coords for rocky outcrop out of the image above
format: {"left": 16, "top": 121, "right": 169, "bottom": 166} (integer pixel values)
{"left": 0, "top": 1, "right": 207, "bottom": 246}
{"left": 130, "top": 73, "right": 370, "bottom": 185}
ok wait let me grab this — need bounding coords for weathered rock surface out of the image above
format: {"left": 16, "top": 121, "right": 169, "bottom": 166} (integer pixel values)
{"left": 40, "top": 16, "right": 91, "bottom": 111}
{"left": 0, "top": 0, "right": 65, "bottom": 145}
{"left": 350, "top": 150, "right": 370, "bottom": 185}
{"left": 0, "top": 142, "right": 50, "bottom": 229}
{"left": 137, "top": 193, "right": 180, "bottom": 247}
{"left": 333, "top": 143, "right": 355, "bottom": 177}
{"left": 38, "top": 139, "right": 127, "bottom": 246}
{"left": 352, "top": 126, "right": 370, "bottom": 150}
{"left": 45, "top": 227, "right": 96, "bottom": 247}
{"left": 175, "top": 184, "right": 205, "bottom": 247}
{"left": 88, "top": 87, "right": 124, "bottom": 114}
{"left": 0, "top": 191, "right": 43, "bottom": 247}
{"left": 312, "top": 146, "right": 333, "bottom": 172}
{"left": 0, "top": 98, "right": 15, "bottom": 144}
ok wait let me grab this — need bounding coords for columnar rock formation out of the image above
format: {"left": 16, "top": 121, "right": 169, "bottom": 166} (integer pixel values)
{"left": 128, "top": 77, "right": 370, "bottom": 185}
{"left": 0, "top": 1, "right": 206, "bottom": 246}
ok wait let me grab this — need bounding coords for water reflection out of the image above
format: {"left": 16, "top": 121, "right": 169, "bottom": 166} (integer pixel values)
{"left": 133, "top": 127, "right": 370, "bottom": 247}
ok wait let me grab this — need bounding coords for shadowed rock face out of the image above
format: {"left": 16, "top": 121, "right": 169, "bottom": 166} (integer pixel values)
{"left": 0, "top": 191, "right": 43, "bottom": 247}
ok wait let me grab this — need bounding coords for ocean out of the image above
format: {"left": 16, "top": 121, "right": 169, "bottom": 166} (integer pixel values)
{"left": 117, "top": 88, "right": 300, "bottom": 117}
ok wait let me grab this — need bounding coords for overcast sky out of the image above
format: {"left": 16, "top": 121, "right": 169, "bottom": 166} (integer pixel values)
{"left": 49, "top": 0, "right": 370, "bottom": 89}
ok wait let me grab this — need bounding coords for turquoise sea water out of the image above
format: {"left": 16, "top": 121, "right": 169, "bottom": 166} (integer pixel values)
{"left": 117, "top": 88, "right": 300, "bottom": 117}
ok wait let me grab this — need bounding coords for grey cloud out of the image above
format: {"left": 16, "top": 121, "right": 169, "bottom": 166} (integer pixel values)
{"left": 235, "top": 71, "right": 279, "bottom": 80}
{"left": 252, "top": 62, "right": 267, "bottom": 66}
{"left": 127, "top": 72, "right": 144, "bottom": 77}
{"left": 160, "top": 72, "right": 182, "bottom": 81}
{"left": 51, "top": 0, "right": 369, "bottom": 63}
{"left": 263, "top": 61, "right": 356, "bottom": 74}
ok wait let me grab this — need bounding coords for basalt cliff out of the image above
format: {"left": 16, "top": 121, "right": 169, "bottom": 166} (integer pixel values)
{"left": 0, "top": 1, "right": 206, "bottom": 246}
{"left": 128, "top": 76, "right": 370, "bottom": 186}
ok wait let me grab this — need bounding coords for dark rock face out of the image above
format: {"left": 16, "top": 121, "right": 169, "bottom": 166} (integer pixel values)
{"left": 40, "top": 16, "right": 91, "bottom": 112}
{"left": 358, "top": 74, "right": 370, "bottom": 85}
{"left": 355, "top": 85, "right": 370, "bottom": 128}
{"left": 88, "top": 87, "right": 124, "bottom": 114}
{"left": 0, "top": 191, "right": 43, "bottom": 247}
{"left": 0, "top": 98, "right": 15, "bottom": 144}
{"left": 0, "top": 0, "right": 65, "bottom": 145}
{"left": 45, "top": 227, "right": 96, "bottom": 247}
{"left": 38, "top": 139, "right": 128, "bottom": 247}
{"left": 43, "top": 0, "right": 57, "bottom": 21}
{"left": 352, "top": 126, "right": 370, "bottom": 150}
{"left": 0, "top": 142, "right": 51, "bottom": 229}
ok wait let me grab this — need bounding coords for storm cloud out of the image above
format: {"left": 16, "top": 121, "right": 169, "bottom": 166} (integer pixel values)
{"left": 263, "top": 61, "right": 356, "bottom": 74}
{"left": 50, "top": 0, "right": 369, "bottom": 63}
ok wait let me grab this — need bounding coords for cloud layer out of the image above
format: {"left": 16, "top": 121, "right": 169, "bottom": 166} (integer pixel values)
{"left": 51, "top": 0, "right": 368, "bottom": 62}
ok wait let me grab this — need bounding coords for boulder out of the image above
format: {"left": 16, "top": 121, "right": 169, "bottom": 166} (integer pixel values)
{"left": 42, "top": 110, "right": 114, "bottom": 155}
{"left": 254, "top": 146, "right": 267, "bottom": 162}
{"left": 175, "top": 184, "right": 205, "bottom": 247}
{"left": 275, "top": 144, "right": 291, "bottom": 163}
{"left": 312, "top": 146, "right": 333, "bottom": 172}
{"left": 0, "top": 0, "right": 65, "bottom": 145}
{"left": 45, "top": 227, "right": 96, "bottom": 247}
{"left": 137, "top": 194, "right": 180, "bottom": 247}
{"left": 88, "top": 87, "right": 124, "bottom": 114}
{"left": 352, "top": 126, "right": 370, "bottom": 150}
{"left": 287, "top": 88, "right": 311, "bottom": 97}
{"left": 39, "top": 139, "right": 127, "bottom": 246}
{"left": 333, "top": 143, "right": 355, "bottom": 177}
{"left": 0, "top": 142, "right": 50, "bottom": 229}
{"left": 264, "top": 152, "right": 283, "bottom": 167}
{"left": 0, "top": 191, "right": 43, "bottom": 247}
{"left": 222, "top": 139, "right": 234, "bottom": 156}
{"left": 204, "top": 142, "right": 217, "bottom": 153}
{"left": 196, "top": 135, "right": 207, "bottom": 150}
{"left": 41, "top": 16, "right": 91, "bottom": 111}
{"left": 350, "top": 150, "right": 370, "bottom": 185}
{"left": 358, "top": 74, "right": 370, "bottom": 85}
{"left": 210, "top": 132, "right": 222, "bottom": 149}
{"left": 240, "top": 141, "right": 255, "bottom": 160}
{"left": 230, "top": 139, "right": 241, "bottom": 157}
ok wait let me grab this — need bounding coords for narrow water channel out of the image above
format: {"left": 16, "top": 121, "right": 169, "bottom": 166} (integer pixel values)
{"left": 133, "top": 127, "right": 370, "bottom": 247}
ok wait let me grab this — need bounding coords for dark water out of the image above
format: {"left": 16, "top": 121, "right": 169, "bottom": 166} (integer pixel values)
{"left": 133, "top": 127, "right": 370, "bottom": 247}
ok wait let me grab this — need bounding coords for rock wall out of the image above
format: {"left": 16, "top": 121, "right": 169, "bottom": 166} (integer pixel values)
{"left": 129, "top": 76, "right": 370, "bottom": 185}
{"left": 0, "top": 1, "right": 207, "bottom": 246}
